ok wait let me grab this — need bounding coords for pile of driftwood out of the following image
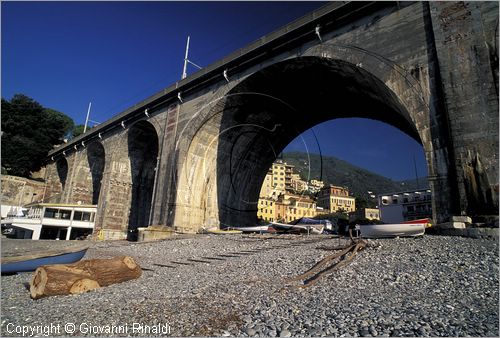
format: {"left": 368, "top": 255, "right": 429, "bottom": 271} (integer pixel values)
{"left": 286, "top": 239, "right": 368, "bottom": 288}
{"left": 30, "top": 256, "right": 142, "bottom": 299}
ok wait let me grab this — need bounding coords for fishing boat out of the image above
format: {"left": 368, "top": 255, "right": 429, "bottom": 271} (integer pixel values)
{"left": 270, "top": 217, "right": 331, "bottom": 235}
{"left": 357, "top": 222, "right": 425, "bottom": 238}
{"left": 402, "top": 218, "right": 432, "bottom": 227}
{"left": 228, "top": 225, "right": 274, "bottom": 233}
{"left": 1, "top": 242, "right": 89, "bottom": 274}
{"left": 203, "top": 227, "right": 243, "bottom": 235}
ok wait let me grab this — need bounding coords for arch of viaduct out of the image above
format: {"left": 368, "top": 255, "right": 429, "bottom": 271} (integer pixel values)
{"left": 43, "top": 1, "right": 498, "bottom": 240}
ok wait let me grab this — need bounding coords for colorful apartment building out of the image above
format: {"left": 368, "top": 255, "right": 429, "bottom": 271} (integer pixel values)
{"left": 284, "top": 194, "right": 317, "bottom": 223}
{"left": 290, "top": 173, "right": 308, "bottom": 192}
{"left": 257, "top": 192, "right": 317, "bottom": 223}
{"left": 258, "top": 160, "right": 355, "bottom": 223}
{"left": 317, "top": 185, "right": 356, "bottom": 213}
{"left": 259, "top": 160, "right": 294, "bottom": 199}
{"left": 309, "top": 179, "right": 325, "bottom": 193}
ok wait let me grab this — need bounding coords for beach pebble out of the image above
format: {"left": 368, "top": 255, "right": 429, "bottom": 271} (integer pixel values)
{"left": 0, "top": 235, "right": 497, "bottom": 337}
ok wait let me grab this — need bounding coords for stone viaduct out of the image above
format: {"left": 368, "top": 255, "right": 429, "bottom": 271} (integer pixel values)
{"left": 42, "top": 1, "right": 498, "bottom": 240}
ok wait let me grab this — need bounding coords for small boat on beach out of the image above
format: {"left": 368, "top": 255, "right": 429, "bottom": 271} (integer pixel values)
{"left": 1, "top": 243, "right": 89, "bottom": 274}
{"left": 402, "top": 218, "right": 432, "bottom": 227}
{"left": 203, "top": 227, "right": 243, "bottom": 235}
{"left": 228, "top": 225, "right": 275, "bottom": 233}
{"left": 357, "top": 222, "right": 426, "bottom": 239}
{"left": 270, "top": 218, "right": 332, "bottom": 235}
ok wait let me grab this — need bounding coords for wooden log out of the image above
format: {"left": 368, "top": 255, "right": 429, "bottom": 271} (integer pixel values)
{"left": 302, "top": 240, "right": 366, "bottom": 287}
{"left": 286, "top": 244, "right": 355, "bottom": 283}
{"left": 30, "top": 256, "right": 142, "bottom": 299}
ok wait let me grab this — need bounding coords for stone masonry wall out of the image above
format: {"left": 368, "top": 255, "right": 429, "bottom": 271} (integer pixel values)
{"left": 430, "top": 1, "right": 499, "bottom": 217}
{"left": 1, "top": 175, "right": 46, "bottom": 207}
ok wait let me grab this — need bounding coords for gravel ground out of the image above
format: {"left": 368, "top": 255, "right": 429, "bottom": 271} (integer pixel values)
{"left": 1, "top": 234, "right": 498, "bottom": 337}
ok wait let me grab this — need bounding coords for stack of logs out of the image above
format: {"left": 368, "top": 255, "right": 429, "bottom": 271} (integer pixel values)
{"left": 30, "top": 256, "right": 142, "bottom": 299}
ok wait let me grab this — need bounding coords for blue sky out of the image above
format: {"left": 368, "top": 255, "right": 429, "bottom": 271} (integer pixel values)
{"left": 284, "top": 118, "right": 427, "bottom": 181}
{"left": 2, "top": 1, "right": 427, "bottom": 181}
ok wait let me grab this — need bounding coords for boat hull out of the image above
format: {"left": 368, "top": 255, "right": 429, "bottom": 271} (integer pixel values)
{"left": 270, "top": 222, "right": 324, "bottom": 235}
{"left": 358, "top": 223, "right": 425, "bottom": 238}
{"left": 204, "top": 229, "right": 243, "bottom": 235}
{"left": 1, "top": 248, "right": 88, "bottom": 274}
{"left": 402, "top": 218, "right": 432, "bottom": 227}
{"left": 230, "top": 226, "right": 274, "bottom": 233}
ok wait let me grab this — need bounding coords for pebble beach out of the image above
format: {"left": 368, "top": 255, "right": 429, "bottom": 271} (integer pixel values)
{"left": 1, "top": 234, "right": 498, "bottom": 337}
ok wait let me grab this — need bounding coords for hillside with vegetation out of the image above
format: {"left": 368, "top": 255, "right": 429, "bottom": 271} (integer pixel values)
{"left": 282, "top": 151, "right": 429, "bottom": 202}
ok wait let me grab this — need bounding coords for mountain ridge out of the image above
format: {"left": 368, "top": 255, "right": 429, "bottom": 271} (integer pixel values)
{"left": 282, "top": 151, "right": 429, "bottom": 200}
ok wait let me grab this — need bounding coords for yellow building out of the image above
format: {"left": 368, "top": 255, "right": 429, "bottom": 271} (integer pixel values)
{"left": 258, "top": 160, "right": 320, "bottom": 223}
{"left": 257, "top": 197, "right": 276, "bottom": 222}
{"left": 257, "top": 193, "right": 317, "bottom": 223}
{"left": 309, "top": 179, "right": 325, "bottom": 193}
{"left": 317, "top": 185, "right": 356, "bottom": 213}
{"left": 284, "top": 195, "right": 316, "bottom": 223}
{"left": 259, "top": 160, "right": 295, "bottom": 199}
{"left": 290, "top": 174, "right": 308, "bottom": 192}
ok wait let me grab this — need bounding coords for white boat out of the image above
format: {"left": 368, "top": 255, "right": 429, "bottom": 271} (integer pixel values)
{"left": 229, "top": 225, "right": 274, "bottom": 233}
{"left": 202, "top": 227, "right": 243, "bottom": 235}
{"left": 270, "top": 218, "right": 327, "bottom": 235}
{"left": 357, "top": 222, "right": 425, "bottom": 238}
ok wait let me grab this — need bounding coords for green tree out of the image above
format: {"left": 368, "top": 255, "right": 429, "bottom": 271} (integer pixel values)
{"left": 71, "top": 124, "right": 86, "bottom": 139}
{"left": 1, "top": 94, "right": 74, "bottom": 177}
{"left": 356, "top": 196, "right": 379, "bottom": 209}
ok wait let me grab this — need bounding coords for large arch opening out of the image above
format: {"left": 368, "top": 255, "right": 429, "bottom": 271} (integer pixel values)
{"left": 127, "top": 121, "right": 159, "bottom": 240}
{"left": 269, "top": 118, "right": 430, "bottom": 224}
{"left": 86, "top": 142, "right": 105, "bottom": 205}
{"left": 213, "top": 57, "right": 429, "bottom": 228}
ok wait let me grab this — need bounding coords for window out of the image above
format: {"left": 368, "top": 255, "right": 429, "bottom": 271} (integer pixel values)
{"left": 44, "top": 208, "right": 57, "bottom": 218}
{"left": 73, "top": 211, "right": 93, "bottom": 222}
{"left": 44, "top": 208, "right": 71, "bottom": 220}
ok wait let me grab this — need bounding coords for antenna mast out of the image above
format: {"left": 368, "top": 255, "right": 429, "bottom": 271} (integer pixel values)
{"left": 181, "top": 36, "right": 202, "bottom": 80}
{"left": 182, "top": 36, "right": 190, "bottom": 80}
{"left": 83, "top": 102, "right": 92, "bottom": 133}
